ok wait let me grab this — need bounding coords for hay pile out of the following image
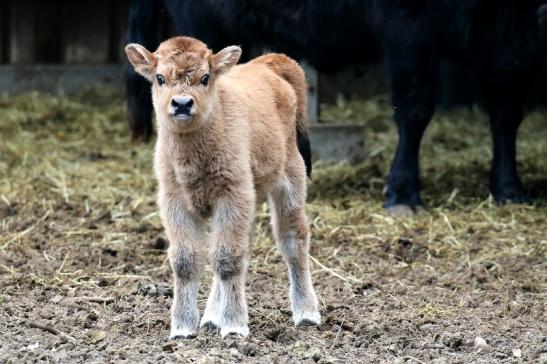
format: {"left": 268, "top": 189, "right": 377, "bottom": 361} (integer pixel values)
{"left": 1, "top": 87, "right": 545, "bottom": 292}
{"left": 0, "top": 88, "right": 545, "bottom": 362}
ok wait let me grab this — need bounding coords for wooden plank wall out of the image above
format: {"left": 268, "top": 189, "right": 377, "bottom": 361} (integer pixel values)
{"left": 0, "top": 0, "right": 8, "bottom": 63}
{"left": 0, "top": 0, "right": 130, "bottom": 64}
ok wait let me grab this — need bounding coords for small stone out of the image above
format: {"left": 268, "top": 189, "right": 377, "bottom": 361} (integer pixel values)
{"left": 50, "top": 295, "right": 63, "bottom": 304}
{"left": 88, "top": 330, "right": 105, "bottom": 344}
{"left": 97, "top": 278, "right": 109, "bottom": 287}
{"left": 229, "top": 348, "right": 243, "bottom": 360}
{"left": 441, "top": 332, "right": 463, "bottom": 349}
{"left": 208, "top": 348, "right": 223, "bottom": 357}
{"left": 419, "top": 323, "right": 438, "bottom": 333}
{"left": 137, "top": 282, "right": 173, "bottom": 297}
{"left": 162, "top": 342, "right": 177, "bottom": 353}
{"left": 303, "top": 347, "right": 321, "bottom": 362}
{"left": 27, "top": 342, "right": 39, "bottom": 350}
{"left": 512, "top": 348, "right": 522, "bottom": 358}
{"left": 96, "top": 342, "right": 107, "bottom": 351}
{"left": 240, "top": 343, "right": 259, "bottom": 357}
{"left": 474, "top": 336, "right": 488, "bottom": 353}
{"left": 56, "top": 342, "right": 76, "bottom": 352}
{"left": 149, "top": 237, "right": 168, "bottom": 250}
{"left": 264, "top": 327, "right": 281, "bottom": 341}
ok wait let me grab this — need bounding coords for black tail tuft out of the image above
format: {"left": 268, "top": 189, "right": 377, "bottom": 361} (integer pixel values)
{"left": 297, "top": 128, "right": 312, "bottom": 178}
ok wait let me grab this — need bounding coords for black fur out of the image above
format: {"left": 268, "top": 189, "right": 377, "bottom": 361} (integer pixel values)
{"left": 125, "top": 0, "right": 380, "bottom": 141}
{"left": 125, "top": 0, "right": 547, "bottom": 207}
{"left": 373, "top": 0, "right": 547, "bottom": 208}
{"left": 124, "top": 0, "right": 160, "bottom": 141}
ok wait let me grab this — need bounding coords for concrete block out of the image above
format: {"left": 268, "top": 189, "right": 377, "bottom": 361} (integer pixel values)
{"left": 0, "top": 64, "right": 122, "bottom": 93}
{"left": 310, "top": 123, "right": 365, "bottom": 164}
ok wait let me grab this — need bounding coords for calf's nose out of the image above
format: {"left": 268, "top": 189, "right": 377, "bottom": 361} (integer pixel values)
{"left": 171, "top": 96, "right": 194, "bottom": 109}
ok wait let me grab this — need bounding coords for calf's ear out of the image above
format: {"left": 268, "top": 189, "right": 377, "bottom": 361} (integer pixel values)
{"left": 125, "top": 43, "right": 156, "bottom": 82}
{"left": 213, "top": 46, "right": 242, "bottom": 74}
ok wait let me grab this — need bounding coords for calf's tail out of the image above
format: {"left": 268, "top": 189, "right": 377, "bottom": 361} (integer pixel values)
{"left": 257, "top": 54, "right": 312, "bottom": 177}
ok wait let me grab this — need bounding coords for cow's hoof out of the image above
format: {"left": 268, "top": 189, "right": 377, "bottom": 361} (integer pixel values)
{"left": 493, "top": 191, "right": 532, "bottom": 205}
{"left": 383, "top": 187, "right": 424, "bottom": 216}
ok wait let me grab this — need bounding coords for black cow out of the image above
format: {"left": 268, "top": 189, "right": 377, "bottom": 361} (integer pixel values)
{"left": 125, "top": 0, "right": 380, "bottom": 141}
{"left": 125, "top": 0, "right": 547, "bottom": 212}
{"left": 375, "top": 1, "right": 547, "bottom": 213}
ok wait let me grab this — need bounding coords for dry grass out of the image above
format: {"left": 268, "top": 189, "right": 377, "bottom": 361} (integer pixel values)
{"left": 0, "top": 88, "right": 545, "bottom": 362}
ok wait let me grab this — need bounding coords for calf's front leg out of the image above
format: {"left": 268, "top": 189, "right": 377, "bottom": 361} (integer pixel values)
{"left": 200, "top": 196, "right": 254, "bottom": 337}
{"left": 161, "top": 197, "right": 205, "bottom": 340}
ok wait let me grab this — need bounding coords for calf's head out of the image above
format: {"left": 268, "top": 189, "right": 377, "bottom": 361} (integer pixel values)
{"left": 125, "top": 36, "right": 241, "bottom": 133}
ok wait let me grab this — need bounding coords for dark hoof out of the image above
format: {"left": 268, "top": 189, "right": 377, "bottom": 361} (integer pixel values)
{"left": 201, "top": 321, "right": 220, "bottom": 333}
{"left": 383, "top": 186, "right": 424, "bottom": 215}
{"left": 169, "top": 332, "right": 197, "bottom": 340}
{"left": 493, "top": 191, "right": 532, "bottom": 205}
{"left": 296, "top": 319, "right": 319, "bottom": 327}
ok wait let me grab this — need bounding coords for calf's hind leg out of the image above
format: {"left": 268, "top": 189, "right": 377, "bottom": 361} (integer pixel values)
{"left": 269, "top": 168, "right": 320, "bottom": 326}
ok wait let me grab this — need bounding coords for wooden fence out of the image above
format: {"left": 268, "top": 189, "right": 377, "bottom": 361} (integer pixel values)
{"left": 0, "top": 0, "right": 366, "bottom": 162}
{"left": 0, "top": 0, "right": 130, "bottom": 65}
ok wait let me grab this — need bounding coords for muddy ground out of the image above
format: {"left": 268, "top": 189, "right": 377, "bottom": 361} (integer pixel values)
{"left": 0, "top": 90, "right": 546, "bottom": 363}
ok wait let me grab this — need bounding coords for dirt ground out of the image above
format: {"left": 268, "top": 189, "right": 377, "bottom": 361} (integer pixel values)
{"left": 0, "top": 90, "right": 546, "bottom": 363}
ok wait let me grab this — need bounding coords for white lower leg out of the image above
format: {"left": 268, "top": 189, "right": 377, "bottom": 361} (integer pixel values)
{"left": 269, "top": 174, "right": 320, "bottom": 326}
{"left": 200, "top": 277, "right": 222, "bottom": 331}
{"left": 288, "top": 263, "right": 320, "bottom": 326}
{"left": 201, "top": 274, "right": 249, "bottom": 337}
{"left": 217, "top": 274, "right": 249, "bottom": 337}
{"left": 161, "top": 198, "right": 205, "bottom": 340}
{"left": 168, "top": 242, "right": 203, "bottom": 340}
{"left": 170, "top": 279, "right": 200, "bottom": 339}
{"left": 279, "top": 232, "right": 320, "bottom": 326}
{"left": 207, "top": 196, "right": 253, "bottom": 337}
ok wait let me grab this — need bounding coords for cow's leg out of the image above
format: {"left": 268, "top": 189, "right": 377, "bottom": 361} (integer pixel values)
{"left": 125, "top": 69, "right": 154, "bottom": 141}
{"left": 485, "top": 94, "right": 530, "bottom": 204}
{"left": 384, "top": 59, "right": 437, "bottom": 215}
{"left": 268, "top": 163, "right": 320, "bottom": 327}
{"left": 201, "top": 195, "right": 254, "bottom": 337}
{"left": 125, "top": 0, "right": 160, "bottom": 141}
{"left": 161, "top": 198, "right": 205, "bottom": 340}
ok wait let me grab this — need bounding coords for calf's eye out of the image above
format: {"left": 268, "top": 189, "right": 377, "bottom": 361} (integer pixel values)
{"left": 201, "top": 74, "right": 209, "bottom": 86}
{"left": 156, "top": 74, "right": 165, "bottom": 86}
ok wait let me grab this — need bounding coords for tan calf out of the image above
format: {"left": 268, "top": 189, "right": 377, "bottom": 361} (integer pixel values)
{"left": 125, "top": 36, "right": 320, "bottom": 339}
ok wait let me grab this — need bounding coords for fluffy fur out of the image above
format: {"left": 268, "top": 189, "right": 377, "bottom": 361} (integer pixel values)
{"left": 125, "top": 36, "right": 320, "bottom": 339}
